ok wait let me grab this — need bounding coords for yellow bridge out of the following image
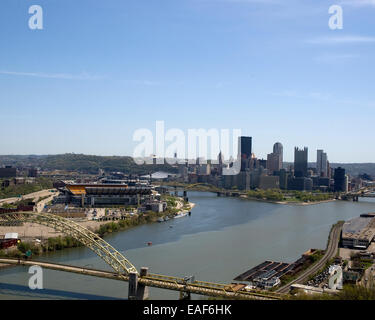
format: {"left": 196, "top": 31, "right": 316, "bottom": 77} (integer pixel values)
{"left": 0, "top": 211, "right": 281, "bottom": 300}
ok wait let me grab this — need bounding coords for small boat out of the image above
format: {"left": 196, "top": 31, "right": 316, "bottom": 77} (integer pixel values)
{"left": 174, "top": 211, "right": 189, "bottom": 219}
{"left": 147, "top": 242, "right": 153, "bottom": 246}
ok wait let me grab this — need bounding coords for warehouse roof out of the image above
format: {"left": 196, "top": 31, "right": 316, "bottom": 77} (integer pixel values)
{"left": 342, "top": 215, "right": 375, "bottom": 242}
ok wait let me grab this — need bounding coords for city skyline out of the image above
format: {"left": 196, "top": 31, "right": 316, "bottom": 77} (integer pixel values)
{"left": 0, "top": 140, "right": 370, "bottom": 165}
{"left": 1, "top": 0, "right": 375, "bottom": 162}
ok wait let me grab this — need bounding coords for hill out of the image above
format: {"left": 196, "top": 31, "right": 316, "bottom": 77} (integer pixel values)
{"left": 0, "top": 154, "right": 178, "bottom": 175}
{"left": 283, "top": 162, "right": 375, "bottom": 178}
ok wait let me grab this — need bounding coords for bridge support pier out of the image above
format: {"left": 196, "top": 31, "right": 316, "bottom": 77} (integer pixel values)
{"left": 128, "top": 272, "right": 138, "bottom": 300}
{"left": 137, "top": 267, "right": 149, "bottom": 300}
{"left": 183, "top": 190, "right": 188, "bottom": 202}
{"left": 128, "top": 267, "right": 149, "bottom": 300}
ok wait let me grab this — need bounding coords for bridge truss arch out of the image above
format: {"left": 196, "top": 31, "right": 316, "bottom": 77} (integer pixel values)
{"left": 180, "top": 183, "right": 220, "bottom": 192}
{"left": 186, "top": 183, "right": 214, "bottom": 189}
{"left": 0, "top": 211, "right": 138, "bottom": 275}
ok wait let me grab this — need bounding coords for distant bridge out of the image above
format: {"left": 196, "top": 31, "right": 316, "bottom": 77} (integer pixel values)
{"left": 168, "top": 183, "right": 221, "bottom": 192}
{"left": 342, "top": 188, "right": 375, "bottom": 201}
{"left": 0, "top": 211, "right": 281, "bottom": 300}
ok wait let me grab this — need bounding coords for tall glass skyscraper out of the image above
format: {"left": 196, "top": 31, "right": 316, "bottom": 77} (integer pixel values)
{"left": 317, "top": 149, "right": 328, "bottom": 177}
{"left": 273, "top": 142, "right": 283, "bottom": 170}
{"left": 239, "top": 136, "right": 252, "bottom": 172}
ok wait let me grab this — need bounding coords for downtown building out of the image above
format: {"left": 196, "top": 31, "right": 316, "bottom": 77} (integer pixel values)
{"left": 266, "top": 152, "right": 281, "bottom": 175}
{"left": 334, "top": 167, "right": 348, "bottom": 192}
{"left": 266, "top": 143, "right": 283, "bottom": 175}
{"left": 239, "top": 136, "right": 252, "bottom": 172}
{"left": 273, "top": 142, "right": 283, "bottom": 169}
{"left": 287, "top": 147, "right": 313, "bottom": 191}
{"left": 294, "top": 147, "right": 308, "bottom": 177}
{"left": 316, "top": 149, "right": 328, "bottom": 177}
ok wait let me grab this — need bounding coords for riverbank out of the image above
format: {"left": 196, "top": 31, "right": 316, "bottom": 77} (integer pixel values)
{"left": 0, "top": 199, "right": 195, "bottom": 259}
{"left": 242, "top": 197, "right": 336, "bottom": 206}
{"left": 161, "top": 183, "right": 336, "bottom": 206}
{"left": 236, "top": 194, "right": 336, "bottom": 206}
{"left": 0, "top": 263, "right": 12, "bottom": 270}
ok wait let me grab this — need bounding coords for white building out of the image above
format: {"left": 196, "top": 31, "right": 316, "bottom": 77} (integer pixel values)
{"left": 328, "top": 265, "right": 343, "bottom": 290}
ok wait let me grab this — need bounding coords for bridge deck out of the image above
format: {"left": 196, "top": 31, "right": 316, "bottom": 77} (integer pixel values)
{"left": 0, "top": 258, "right": 281, "bottom": 300}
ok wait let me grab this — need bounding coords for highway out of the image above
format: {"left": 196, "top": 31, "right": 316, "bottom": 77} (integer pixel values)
{"left": 0, "top": 189, "right": 57, "bottom": 206}
{"left": 277, "top": 222, "right": 343, "bottom": 294}
{"left": 34, "top": 192, "right": 58, "bottom": 213}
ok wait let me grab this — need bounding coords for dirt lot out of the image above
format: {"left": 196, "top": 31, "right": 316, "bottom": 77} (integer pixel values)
{"left": 0, "top": 220, "right": 110, "bottom": 240}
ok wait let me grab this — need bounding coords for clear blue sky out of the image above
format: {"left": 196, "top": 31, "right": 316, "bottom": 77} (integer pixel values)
{"left": 0, "top": 0, "right": 374, "bottom": 162}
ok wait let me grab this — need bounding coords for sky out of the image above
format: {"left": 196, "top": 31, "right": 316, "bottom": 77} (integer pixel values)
{"left": 0, "top": 0, "right": 374, "bottom": 163}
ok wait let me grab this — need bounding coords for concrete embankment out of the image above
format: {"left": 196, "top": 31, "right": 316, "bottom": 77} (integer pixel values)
{"left": 0, "top": 263, "right": 14, "bottom": 270}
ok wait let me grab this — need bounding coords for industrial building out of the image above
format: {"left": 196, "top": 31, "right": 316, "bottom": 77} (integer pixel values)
{"left": 234, "top": 261, "right": 295, "bottom": 289}
{"left": 341, "top": 213, "right": 375, "bottom": 249}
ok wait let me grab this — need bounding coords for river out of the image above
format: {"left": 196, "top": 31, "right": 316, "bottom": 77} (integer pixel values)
{"left": 1, "top": 192, "right": 374, "bottom": 300}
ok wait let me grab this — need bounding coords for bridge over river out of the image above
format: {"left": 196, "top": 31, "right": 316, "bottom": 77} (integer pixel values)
{"left": 0, "top": 211, "right": 281, "bottom": 300}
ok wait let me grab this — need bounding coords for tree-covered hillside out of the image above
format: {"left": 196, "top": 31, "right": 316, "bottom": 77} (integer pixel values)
{"left": 0, "top": 154, "right": 178, "bottom": 175}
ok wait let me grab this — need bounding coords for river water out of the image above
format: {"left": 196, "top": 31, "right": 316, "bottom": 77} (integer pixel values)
{"left": 1, "top": 192, "right": 374, "bottom": 300}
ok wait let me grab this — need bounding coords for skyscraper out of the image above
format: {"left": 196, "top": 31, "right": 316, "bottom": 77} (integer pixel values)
{"left": 316, "top": 149, "right": 328, "bottom": 177}
{"left": 273, "top": 142, "right": 283, "bottom": 168}
{"left": 239, "top": 136, "right": 252, "bottom": 172}
{"left": 266, "top": 142, "right": 283, "bottom": 174}
{"left": 267, "top": 152, "right": 281, "bottom": 174}
{"left": 334, "top": 167, "right": 347, "bottom": 192}
{"left": 294, "top": 147, "right": 308, "bottom": 177}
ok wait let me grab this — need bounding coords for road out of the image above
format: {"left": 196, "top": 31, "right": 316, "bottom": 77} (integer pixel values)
{"left": 277, "top": 222, "right": 343, "bottom": 294}
{"left": 35, "top": 192, "right": 59, "bottom": 213}
{"left": 0, "top": 189, "right": 57, "bottom": 206}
